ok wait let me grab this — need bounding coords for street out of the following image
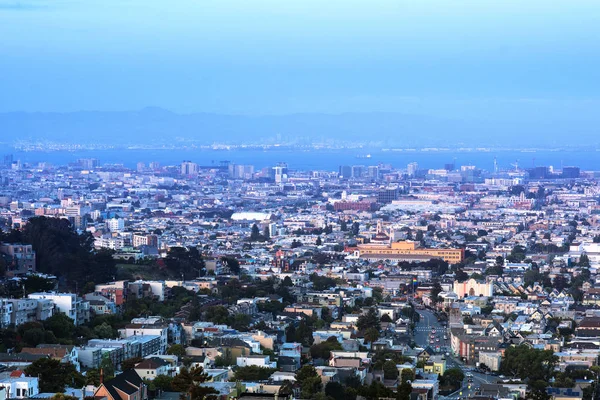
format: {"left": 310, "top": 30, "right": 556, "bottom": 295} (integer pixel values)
{"left": 414, "top": 308, "right": 496, "bottom": 399}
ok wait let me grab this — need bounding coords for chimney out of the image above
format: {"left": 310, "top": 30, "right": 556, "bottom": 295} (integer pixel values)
{"left": 100, "top": 368, "right": 104, "bottom": 385}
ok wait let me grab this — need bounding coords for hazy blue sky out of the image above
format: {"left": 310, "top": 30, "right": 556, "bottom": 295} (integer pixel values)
{"left": 1, "top": 0, "right": 599, "bottom": 118}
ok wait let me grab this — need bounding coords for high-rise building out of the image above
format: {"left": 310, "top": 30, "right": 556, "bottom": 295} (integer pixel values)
{"left": 339, "top": 165, "right": 351, "bottom": 179}
{"left": 3, "top": 154, "right": 13, "bottom": 167}
{"left": 106, "top": 218, "right": 125, "bottom": 232}
{"left": 407, "top": 162, "right": 418, "bottom": 177}
{"left": 136, "top": 162, "right": 146, "bottom": 172}
{"left": 528, "top": 166, "right": 549, "bottom": 180}
{"left": 562, "top": 166, "right": 580, "bottom": 179}
{"left": 273, "top": 164, "right": 288, "bottom": 183}
{"left": 78, "top": 158, "right": 99, "bottom": 170}
{"left": 377, "top": 187, "right": 399, "bottom": 204}
{"left": 368, "top": 166, "right": 379, "bottom": 180}
{"left": 351, "top": 165, "right": 365, "bottom": 178}
{"left": 181, "top": 161, "right": 199, "bottom": 176}
{"left": 229, "top": 164, "right": 255, "bottom": 179}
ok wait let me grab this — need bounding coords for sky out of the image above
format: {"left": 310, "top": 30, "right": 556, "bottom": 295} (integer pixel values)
{"left": 1, "top": 0, "right": 600, "bottom": 119}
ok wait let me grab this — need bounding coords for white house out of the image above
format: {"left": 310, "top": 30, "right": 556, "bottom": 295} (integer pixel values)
{"left": 28, "top": 292, "right": 89, "bottom": 326}
{"left": 236, "top": 355, "right": 277, "bottom": 368}
{"left": 134, "top": 357, "right": 171, "bottom": 380}
{"left": 0, "top": 372, "right": 39, "bottom": 399}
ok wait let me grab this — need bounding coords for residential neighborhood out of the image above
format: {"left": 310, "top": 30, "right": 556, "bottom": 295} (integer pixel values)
{"left": 0, "top": 157, "right": 599, "bottom": 400}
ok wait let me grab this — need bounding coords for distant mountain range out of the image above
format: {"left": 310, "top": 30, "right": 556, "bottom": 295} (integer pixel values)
{"left": 0, "top": 107, "right": 597, "bottom": 147}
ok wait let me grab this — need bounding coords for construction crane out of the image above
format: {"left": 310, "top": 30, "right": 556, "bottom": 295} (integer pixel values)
{"left": 510, "top": 160, "right": 519, "bottom": 172}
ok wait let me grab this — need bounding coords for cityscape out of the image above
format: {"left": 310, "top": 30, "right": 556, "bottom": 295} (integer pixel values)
{"left": 0, "top": 155, "right": 598, "bottom": 400}
{"left": 1, "top": 1, "right": 599, "bottom": 400}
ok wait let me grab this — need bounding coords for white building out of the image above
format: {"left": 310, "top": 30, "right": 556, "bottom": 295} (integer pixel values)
{"left": 236, "top": 355, "right": 277, "bottom": 368}
{"left": 453, "top": 279, "right": 493, "bottom": 298}
{"left": 28, "top": 292, "right": 89, "bottom": 326}
{"left": 0, "top": 300, "right": 12, "bottom": 329}
{"left": 106, "top": 218, "right": 125, "bottom": 232}
{"left": 0, "top": 374, "right": 39, "bottom": 399}
{"left": 119, "top": 324, "right": 169, "bottom": 354}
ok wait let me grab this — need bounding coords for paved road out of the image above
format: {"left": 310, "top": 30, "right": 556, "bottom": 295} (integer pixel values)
{"left": 414, "top": 308, "right": 496, "bottom": 399}
{"left": 414, "top": 309, "right": 449, "bottom": 352}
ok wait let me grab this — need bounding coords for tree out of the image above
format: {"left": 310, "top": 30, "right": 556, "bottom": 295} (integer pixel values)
{"left": 121, "top": 357, "right": 143, "bottom": 370}
{"left": 296, "top": 365, "right": 322, "bottom": 399}
{"left": 357, "top": 308, "right": 381, "bottom": 331}
{"left": 455, "top": 269, "right": 469, "bottom": 282}
{"left": 352, "top": 222, "right": 360, "bottom": 236}
{"left": 380, "top": 314, "right": 392, "bottom": 323}
{"left": 43, "top": 312, "right": 75, "bottom": 340}
{"left": 495, "top": 256, "right": 504, "bottom": 266}
{"left": 579, "top": 254, "right": 590, "bottom": 267}
{"left": 316, "top": 236, "right": 322, "bottom": 246}
{"left": 221, "top": 256, "right": 240, "bottom": 275}
{"left": 25, "top": 358, "right": 84, "bottom": 393}
{"left": 310, "top": 273, "right": 336, "bottom": 290}
{"left": 296, "top": 365, "right": 319, "bottom": 383}
{"left": 282, "top": 276, "right": 293, "bottom": 287}
{"left": 250, "top": 224, "right": 261, "bottom": 241}
{"left": 500, "top": 345, "right": 557, "bottom": 384}
{"left": 172, "top": 366, "right": 216, "bottom": 397}
{"left": 167, "top": 344, "right": 186, "bottom": 358}
{"left": 85, "top": 369, "right": 101, "bottom": 386}
{"left": 20, "top": 217, "right": 116, "bottom": 291}
{"left": 310, "top": 337, "right": 342, "bottom": 359}
{"left": 364, "top": 327, "right": 380, "bottom": 344}
{"left": 397, "top": 381, "right": 412, "bottom": 400}
{"left": 100, "top": 353, "right": 115, "bottom": 379}
{"left": 398, "top": 370, "right": 414, "bottom": 400}
{"left": 431, "top": 282, "right": 443, "bottom": 302}
{"left": 234, "top": 366, "right": 277, "bottom": 381}
{"left": 442, "top": 368, "right": 465, "bottom": 389}
{"left": 49, "top": 394, "right": 78, "bottom": 400}
{"left": 340, "top": 220, "right": 348, "bottom": 232}
{"left": 325, "top": 381, "right": 345, "bottom": 400}
{"left": 263, "top": 226, "right": 271, "bottom": 241}
{"left": 382, "top": 360, "right": 399, "bottom": 380}
{"left": 93, "top": 322, "right": 114, "bottom": 339}
{"left": 401, "top": 368, "right": 415, "bottom": 383}
{"left": 164, "top": 246, "right": 206, "bottom": 279}
{"left": 153, "top": 375, "right": 174, "bottom": 392}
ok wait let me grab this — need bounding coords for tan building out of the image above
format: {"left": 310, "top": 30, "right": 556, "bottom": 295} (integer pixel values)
{"left": 355, "top": 241, "right": 464, "bottom": 264}
{"left": 453, "top": 279, "right": 493, "bottom": 298}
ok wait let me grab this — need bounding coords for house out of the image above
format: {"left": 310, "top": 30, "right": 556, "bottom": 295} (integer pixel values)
{"left": 28, "top": 292, "right": 90, "bottom": 326}
{"left": 0, "top": 371, "right": 39, "bottom": 399}
{"left": 20, "top": 345, "right": 80, "bottom": 371}
{"left": 478, "top": 351, "right": 502, "bottom": 371}
{"left": 547, "top": 386, "right": 584, "bottom": 400}
{"left": 94, "top": 369, "right": 147, "bottom": 400}
{"left": 575, "top": 317, "right": 600, "bottom": 337}
{"left": 134, "top": 357, "right": 171, "bottom": 380}
{"left": 423, "top": 355, "right": 446, "bottom": 376}
{"left": 236, "top": 355, "right": 277, "bottom": 369}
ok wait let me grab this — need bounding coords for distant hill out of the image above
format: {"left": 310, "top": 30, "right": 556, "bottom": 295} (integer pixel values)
{"left": 0, "top": 108, "right": 597, "bottom": 147}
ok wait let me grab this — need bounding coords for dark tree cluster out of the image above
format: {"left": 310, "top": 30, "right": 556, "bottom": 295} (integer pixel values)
{"left": 2, "top": 217, "right": 117, "bottom": 292}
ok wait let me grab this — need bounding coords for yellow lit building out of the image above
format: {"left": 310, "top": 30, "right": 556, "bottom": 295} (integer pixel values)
{"left": 355, "top": 240, "right": 464, "bottom": 264}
